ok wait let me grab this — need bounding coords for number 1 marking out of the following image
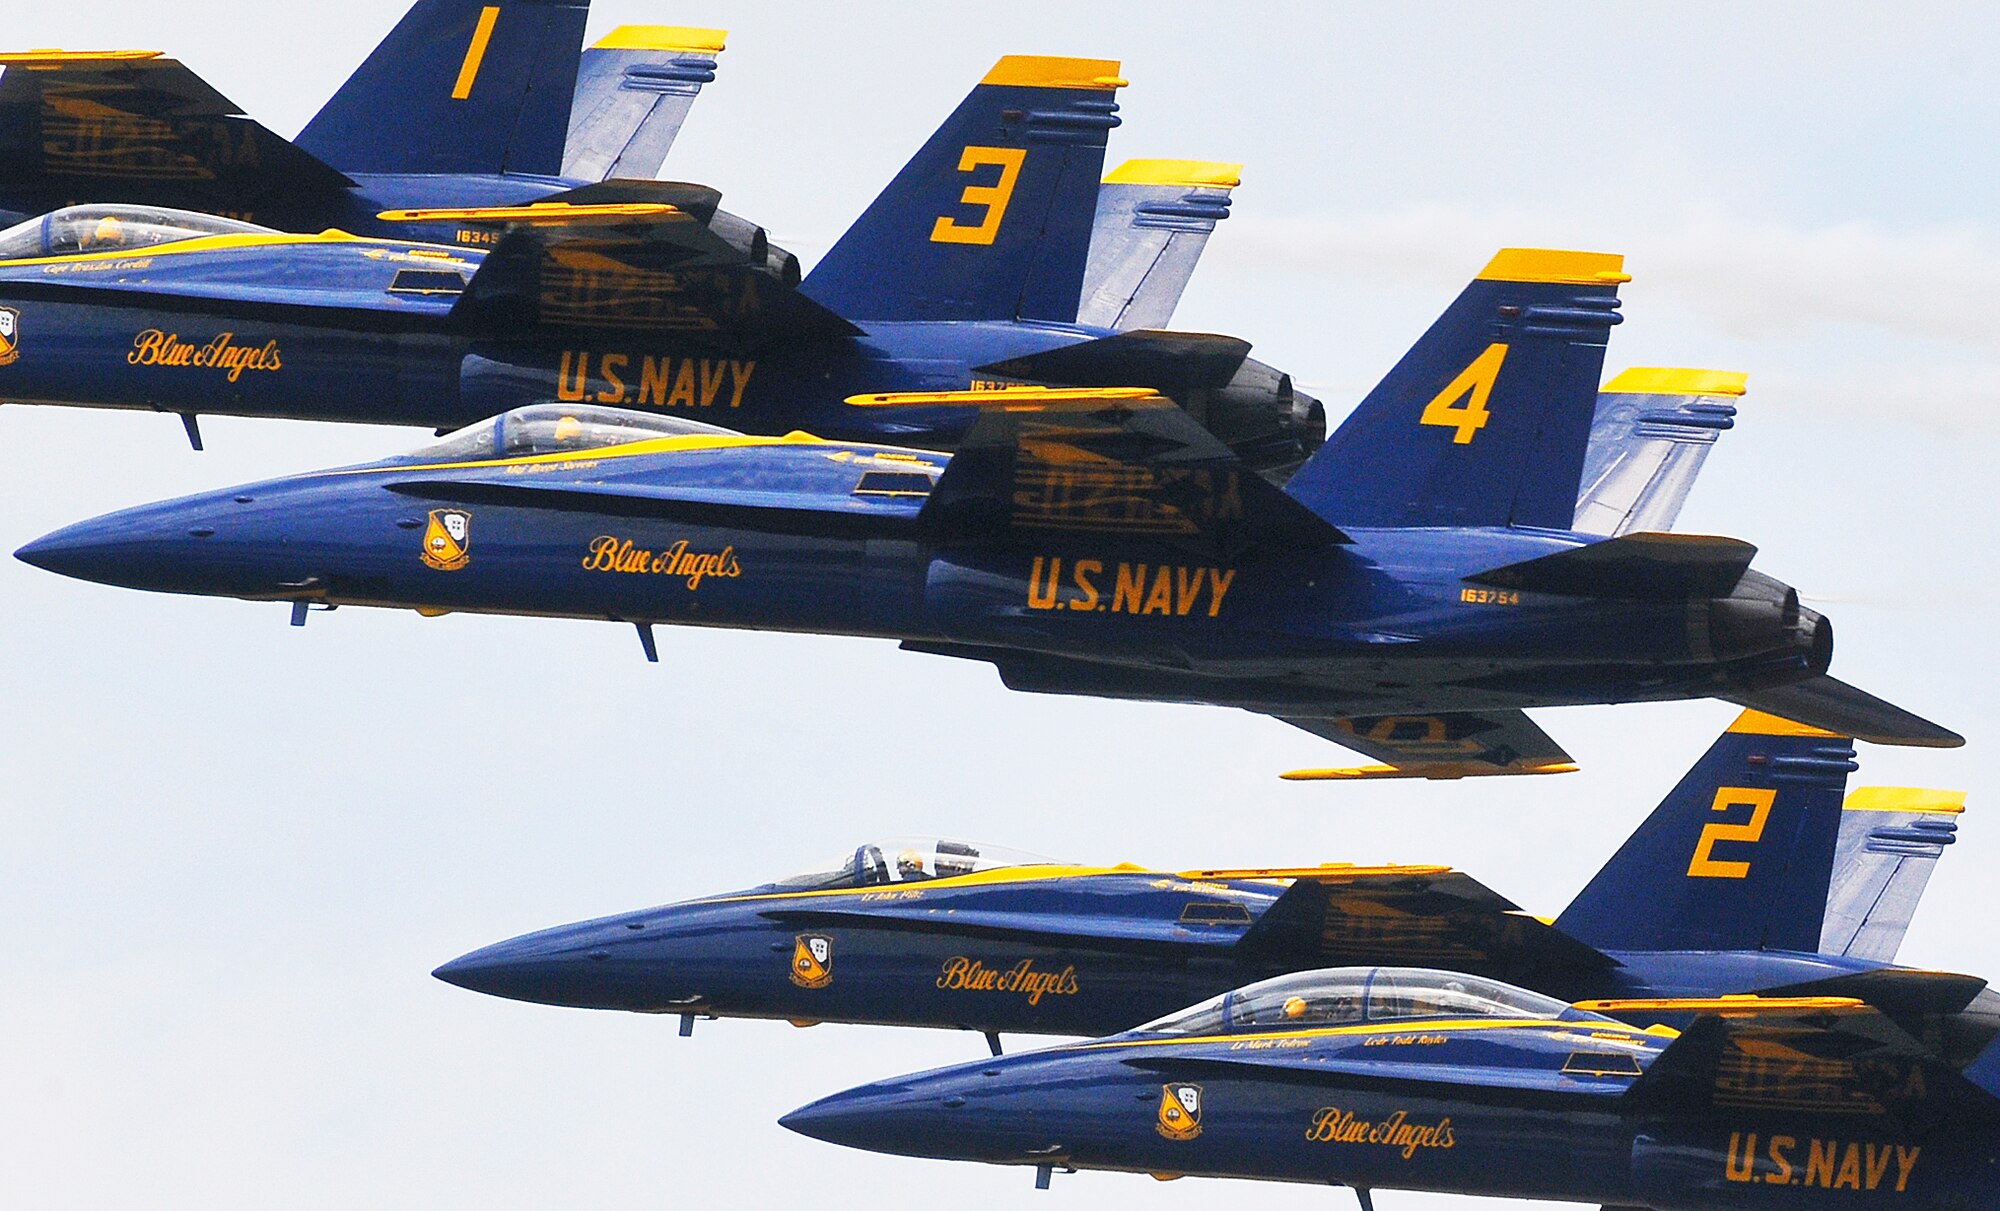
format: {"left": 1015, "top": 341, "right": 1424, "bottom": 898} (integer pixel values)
{"left": 452, "top": 7, "right": 503, "bottom": 101}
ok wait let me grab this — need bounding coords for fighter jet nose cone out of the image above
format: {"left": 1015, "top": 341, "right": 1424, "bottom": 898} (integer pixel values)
{"left": 779, "top": 1095, "right": 870, "bottom": 1147}
{"left": 431, "top": 943, "right": 528, "bottom": 997}
{"left": 15, "top": 522, "right": 109, "bottom": 579}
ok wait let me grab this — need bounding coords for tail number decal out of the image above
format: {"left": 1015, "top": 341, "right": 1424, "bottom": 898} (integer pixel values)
{"left": 451, "top": 6, "right": 503, "bottom": 100}
{"left": 1687, "top": 787, "right": 1776, "bottom": 879}
{"left": 930, "top": 147, "right": 1028, "bottom": 246}
{"left": 1419, "top": 343, "right": 1508, "bottom": 444}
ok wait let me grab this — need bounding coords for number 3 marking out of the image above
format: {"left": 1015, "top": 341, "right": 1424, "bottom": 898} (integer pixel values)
{"left": 931, "top": 146, "right": 1028, "bottom": 246}
{"left": 1420, "top": 342, "right": 1508, "bottom": 444}
{"left": 1687, "top": 787, "right": 1776, "bottom": 879}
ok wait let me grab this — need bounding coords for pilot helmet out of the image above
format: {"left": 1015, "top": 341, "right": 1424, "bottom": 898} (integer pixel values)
{"left": 895, "top": 849, "right": 927, "bottom": 878}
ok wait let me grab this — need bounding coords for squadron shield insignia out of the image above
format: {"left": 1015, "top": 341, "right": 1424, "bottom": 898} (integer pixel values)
{"left": 791, "top": 934, "right": 833, "bottom": 989}
{"left": 1157, "top": 1082, "right": 1202, "bottom": 1140}
{"left": 421, "top": 509, "right": 471, "bottom": 571}
{"left": 0, "top": 306, "right": 18, "bottom": 366}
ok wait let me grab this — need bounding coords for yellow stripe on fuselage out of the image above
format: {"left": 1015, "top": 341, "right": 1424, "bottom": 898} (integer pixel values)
{"left": 1073, "top": 1017, "right": 1665, "bottom": 1053}
{"left": 329, "top": 430, "right": 933, "bottom": 480}
{"left": 698, "top": 863, "right": 1170, "bottom": 907}
{"left": 0, "top": 230, "right": 443, "bottom": 270}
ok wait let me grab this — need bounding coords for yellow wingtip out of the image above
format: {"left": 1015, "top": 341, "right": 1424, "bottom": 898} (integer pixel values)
{"left": 982, "top": 55, "right": 1125, "bottom": 90}
{"left": 845, "top": 386, "right": 1164, "bottom": 409}
{"left": 1104, "top": 159, "right": 1243, "bottom": 188}
{"left": 1844, "top": 787, "right": 1967, "bottom": 815}
{"left": 1280, "top": 762, "right": 1579, "bottom": 782}
{"left": 592, "top": 25, "right": 727, "bottom": 53}
{"left": 1726, "top": 709, "right": 1844, "bottom": 739}
{"left": 1477, "top": 248, "right": 1629, "bottom": 286}
{"left": 1603, "top": 367, "right": 1748, "bottom": 397}
{"left": 0, "top": 48, "right": 164, "bottom": 63}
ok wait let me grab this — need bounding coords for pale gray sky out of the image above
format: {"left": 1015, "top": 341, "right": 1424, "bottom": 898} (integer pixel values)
{"left": 2, "top": 3, "right": 1996, "bottom": 1209}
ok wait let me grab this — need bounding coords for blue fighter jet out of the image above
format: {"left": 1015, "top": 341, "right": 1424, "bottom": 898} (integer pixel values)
{"left": 433, "top": 712, "right": 1964, "bottom": 1047}
{"left": 0, "top": 56, "right": 1320, "bottom": 469}
{"left": 0, "top": 1, "right": 728, "bottom": 247}
{"left": 15, "top": 247, "right": 1959, "bottom": 770}
{"left": 781, "top": 968, "right": 2000, "bottom": 1209}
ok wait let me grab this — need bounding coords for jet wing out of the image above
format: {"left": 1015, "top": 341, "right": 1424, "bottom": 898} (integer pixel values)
{"left": 448, "top": 183, "right": 861, "bottom": 344}
{"left": 1076, "top": 160, "right": 1239, "bottom": 332}
{"left": 1275, "top": 711, "right": 1580, "bottom": 781}
{"left": 972, "top": 328, "right": 1252, "bottom": 392}
{"left": 862, "top": 387, "right": 1345, "bottom": 558}
{"left": 1468, "top": 531, "right": 1759, "bottom": 599}
{"left": 1573, "top": 368, "right": 1745, "bottom": 537}
{"left": 562, "top": 27, "right": 726, "bottom": 182}
{"left": 1821, "top": 788, "right": 1966, "bottom": 963}
{"left": 0, "top": 51, "right": 352, "bottom": 216}
{"left": 1218, "top": 865, "right": 1617, "bottom": 991}
{"left": 1619, "top": 994, "right": 2000, "bottom": 1130}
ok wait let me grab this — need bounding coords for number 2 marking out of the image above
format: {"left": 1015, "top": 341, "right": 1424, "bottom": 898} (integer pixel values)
{"left": 930, "top": 146, "right": 1028, "bottom": 246}
{"left": 1686, "top": 787, "right": 1776, "bottom": 879}
{"left": 1419, "top": 342, "right": 1508, "bottom": 444}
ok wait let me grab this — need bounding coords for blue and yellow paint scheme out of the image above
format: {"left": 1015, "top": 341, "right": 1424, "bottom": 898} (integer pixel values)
{"left": 781, "top": 968, "right": 2000, "bottom": 1209}
{"left": 0, "top": 51, "right": 1322, "bottom": 473}
{"left": 433, "top": 712, "right": 1968, "bottom": 1044}
{"left": 13, "top": 249, "right": 1957, "bottom": 766}
{"left": 0, "top": 3, "right": 727, "bottom": 245}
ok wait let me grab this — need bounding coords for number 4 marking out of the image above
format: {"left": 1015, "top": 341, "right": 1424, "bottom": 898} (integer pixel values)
{"left": 1686, "top": 787, "right": 1777, "bottom": 879}
{"left": 1420, "top": 342, "right": 1509, "bottom": 444}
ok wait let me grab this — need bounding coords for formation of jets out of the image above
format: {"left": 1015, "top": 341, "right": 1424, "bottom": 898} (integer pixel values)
{"left": 4, "top": 2, "right": 1990, "bottom": 1208}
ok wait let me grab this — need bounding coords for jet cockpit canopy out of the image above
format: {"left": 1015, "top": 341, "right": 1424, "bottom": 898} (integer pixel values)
{"left": 1138, "top": 967, "right": 1595, "bottom": 1036}
{"left": 768, "top": 837, "right": 1058, "bottom": 892}
{"left": 409, "top": 403, "right": 741, "bottom": 463}
{"left": 0, "top": 205, "right": 275, "bottom": 261}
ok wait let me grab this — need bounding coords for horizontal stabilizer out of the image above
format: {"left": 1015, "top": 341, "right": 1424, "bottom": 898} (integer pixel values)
{"left": 1725, "top": 676, "right": 1963, "bottom": 748}
{"left": 1467, "top": 532, "right": 1756, "bottom": 599}
{"left": 1277, "top": 710, "right": 1578, "bottom": 780}
{"left": 1759, "top": 968, "right": 1989, "bottom": 1021}
{"left": 974, "top": 330, "right": 1252, "bottom": 391}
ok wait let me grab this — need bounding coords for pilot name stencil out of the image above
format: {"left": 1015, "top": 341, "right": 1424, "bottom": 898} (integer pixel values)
{"left": 1725, "top": 1132, "right": 1921, "bottom": 1193}
{"left": 581, "top": 537, "right": 742, "bottom": 588}
{"left": 128, "top": 329, "right": 282, "bottom": 382}
{"left": 1026, "top": 556, "right": 1236, "bottom": 617}
{"left": 1305, "top": 1108, "right": 1456, "bottom": 1159}
{"left": 935, "top": 957, "right": 1079, "bottom": 1006}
